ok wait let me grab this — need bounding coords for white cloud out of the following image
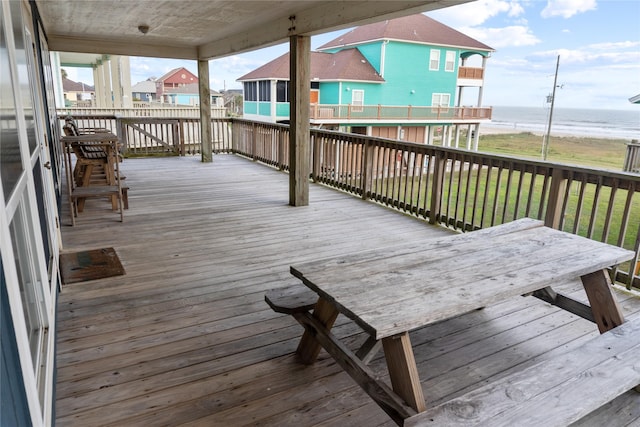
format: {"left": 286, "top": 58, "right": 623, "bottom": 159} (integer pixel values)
{"left": 530, "top": 46, "right": 640, "bottom": 65}
{"left": 464, "top": 25, "right": 541, "bottom": 48}
{"left": 587, "top": 40, "right": 640, "bottom": 50}
{"left": 429, "top": 0, "right": 523, "bottom": 27}
{"left": 541, "top": 0, "right": 597, "bottom": 18}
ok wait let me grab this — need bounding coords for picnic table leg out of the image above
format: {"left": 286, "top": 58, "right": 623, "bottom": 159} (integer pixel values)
{"left": 382, "top": 332, "right": 426, "bottom": 413}
{"left": 296, "top": 296, "right": 339, "bottom": 364}
{"left": 581, "top": 269, "right": 625, "bottom": 333}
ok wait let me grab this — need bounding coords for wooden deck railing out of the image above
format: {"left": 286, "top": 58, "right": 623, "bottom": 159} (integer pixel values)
{"left": 58, "top": 114, "right": 233, "bottom": 156}
{"left": 59, "top": 106, "right": 227, "bottom": 118}
{"left": 309, "top": 104, "right": 492, "bottom": 121}
{"left": 57, "top": 114, "right": 640, "bottom": 289}
{"left": 233, "top": 121, "right": 640, "bottom": 290}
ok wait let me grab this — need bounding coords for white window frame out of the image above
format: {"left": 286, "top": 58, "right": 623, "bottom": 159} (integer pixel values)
{"left": 351, "top": 89, "right": 364, "bottom": 112}
{"left": 1, "top": 2, "right": 56, "bottom": 424}
{"left": 429, "top": 49, "right": 440, "bottom": 71}
{"left": 431, "top": 93, "right": 451, "bottom": 107}
{"left": 445, "top": 51, "right": 456, "bottom": 72}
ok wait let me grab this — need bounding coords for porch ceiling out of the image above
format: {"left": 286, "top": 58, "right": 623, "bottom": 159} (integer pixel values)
{"left": 35, "top": 0, "right": 470, "bottom": 60}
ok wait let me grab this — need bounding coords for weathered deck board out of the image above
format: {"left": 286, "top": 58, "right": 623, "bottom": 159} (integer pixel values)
{"left": 56, "top": 155, "right": 640, "bottom": 426}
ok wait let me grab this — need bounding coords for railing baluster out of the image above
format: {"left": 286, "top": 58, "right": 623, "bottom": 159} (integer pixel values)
{"left": 480, "top": 162, "right": 493, "bottom": 228}
{"left": 490, "top": 160, "right": 504, "bottom": 227}
{"left": 602, "top": 179, "right": 618, "bottom": 243}
{"left": 501, "top": 162, "right": 514, "bottom": 224}
{"left": 586, "top": 176, "right": 603, "bottom": 238}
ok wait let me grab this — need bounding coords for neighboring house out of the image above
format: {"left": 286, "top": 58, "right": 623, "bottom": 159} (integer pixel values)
{"left": 62, "top": 77, "right": 94, "bottom": 106}
{"left": 154, "top": 67, "right": 223, "bottom": 106}
{"left": 155, "top": 67, "right": 198, "bottom": 103}
{"left": 162, "top": 83, "right": 224, "bottom": 107}
{"left": 237, "top": 13, "right": 494, "bottom": 146}
{"left": 131, "top": 79, "right": 157, "bottom": 102}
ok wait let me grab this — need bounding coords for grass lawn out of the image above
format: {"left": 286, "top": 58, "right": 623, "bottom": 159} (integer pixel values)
{"left": 476, "top": 132, "right": 630, "bottom": 170}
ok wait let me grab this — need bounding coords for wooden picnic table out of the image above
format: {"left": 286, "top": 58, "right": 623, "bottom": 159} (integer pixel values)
{"left": 284, "top": 218, "right": 636, "bottom": 423}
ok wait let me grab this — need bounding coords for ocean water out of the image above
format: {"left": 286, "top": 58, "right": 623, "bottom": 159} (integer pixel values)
{"left": 488, "top": 106, "right": 640, "bottom": 140}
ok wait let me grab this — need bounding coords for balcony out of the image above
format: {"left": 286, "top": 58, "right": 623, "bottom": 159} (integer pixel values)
{"left": 457, "top": 66, "right": 485, "bottom": 87}
{"left": 55, "top": 117, "right": 640, "bottom": 425}
{"left": 309, "top": 104, "right": 492, "bottom": 123}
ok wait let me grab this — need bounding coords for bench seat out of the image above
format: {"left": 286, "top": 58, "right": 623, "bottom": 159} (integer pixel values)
{"left": 406, "top": 315, "right": 640, "bottom": 426}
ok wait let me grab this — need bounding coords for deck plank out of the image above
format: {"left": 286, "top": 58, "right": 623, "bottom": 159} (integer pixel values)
{"left": 56, "top": 155, "right": 640, "bottom": 426}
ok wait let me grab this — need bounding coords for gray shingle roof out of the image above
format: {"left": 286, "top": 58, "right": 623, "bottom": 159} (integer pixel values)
{"left": 62, "top": 77, "right": 94, "bottom": 92}
{"left": 237, "top": 49, "right": 384, "bottom": 82}
{"left": 317, "top": 13, "right": 493, "bottom": 52}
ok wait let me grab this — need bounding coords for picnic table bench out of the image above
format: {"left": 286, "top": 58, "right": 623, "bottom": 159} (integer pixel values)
{"left": 266, "top": 218, "right": 639, "bottom": 425}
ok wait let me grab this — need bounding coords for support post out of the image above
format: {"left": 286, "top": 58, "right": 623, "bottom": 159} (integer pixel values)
{"left": 198, "top": 59, "right": 212, "bottom": 162}
{"left": 93, "top": 62, "right": 104, "bottom": 108}
{"left": 289, "top": 35, "right": 311, "bottom": 206}
{"left": 120, "top": 56, "right": 133, "bottom": 108}
{"left": 100, "top": 57, "right": 112, "bottom": 108}
{"left": 110, "top": 55, "right": 123, "bottom": 108}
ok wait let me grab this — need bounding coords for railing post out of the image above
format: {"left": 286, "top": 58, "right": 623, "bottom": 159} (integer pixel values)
{"left": 544, "top": 167, "right": 568, "bottom": 229}
{"left": 362, "top": 140, "right": 373, "bottom": 200}
{"left": 231, "top": 119, "right": 237, "bottom": 153}
{"left": 116, "top": 117, "right": 129, "bottom": 155}
{"left": 429, "top": 152, "right": 446, "bottom": 224}
{"left": 278, "top": 127, "right": 286, "bottom": 170}
{"left": 312, "top": 132, "right": 321, "bottom": 181}
{"left": 251, "top": 122, "right": 258, "bottom": 161}
{"left": 173, "top": 120, "right": 182, "bottom": 156}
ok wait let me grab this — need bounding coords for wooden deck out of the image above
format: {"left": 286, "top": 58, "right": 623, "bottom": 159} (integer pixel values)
{"left": 56, "top": 155, "right": 640, "bottom": 426}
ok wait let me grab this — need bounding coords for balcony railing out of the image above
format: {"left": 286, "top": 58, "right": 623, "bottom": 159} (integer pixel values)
{"left": 59, "top": 106, "right": 227, "bottom": 118}
{"left": 57, "top": 113, "right": 640, "bottom": 289}
{"left": 309, "top": 104, "right": 492, "bottom": 121}
{"left": 458, "top": 66, "right": 484, "bottom": 80}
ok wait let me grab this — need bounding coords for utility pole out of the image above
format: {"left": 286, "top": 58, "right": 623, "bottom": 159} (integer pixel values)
{"left": 542, "top": 55, "right": 560, "bottom": 161}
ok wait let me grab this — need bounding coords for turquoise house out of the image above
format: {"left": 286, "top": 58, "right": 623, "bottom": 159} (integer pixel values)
{"left": 238, "top": 14, "right": 494, "bottom": 148}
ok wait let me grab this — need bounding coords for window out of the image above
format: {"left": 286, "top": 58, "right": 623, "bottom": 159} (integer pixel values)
{"left": 351, "top": 89, "right": 364, "bottom": 112}
{"left": 258, "top": 80, "right": 270, "bottom": 102}
{"left": 431, "top": 93, "right": 451, "bottom": 107}
{"left": 445, "top": 51, "right": 456, "bottom": 72}
{"left": 429, "top": 49, "right": 440, "bottom": 71}
{"left": 243, "top": 82, "right": 257, "bottom": 101}
{"left": 276, "top": 80, "right": 289, "bottom": 102}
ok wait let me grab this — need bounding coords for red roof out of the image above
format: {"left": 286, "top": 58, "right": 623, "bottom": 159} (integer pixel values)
{"left": 317, "top": 13, "right": 493, "bottom": 52}
{"left": 237, "top": 49, "right": 384, "bottom": 82}
{"left": 157, "top": 67, "right": 198, "bottom": 83}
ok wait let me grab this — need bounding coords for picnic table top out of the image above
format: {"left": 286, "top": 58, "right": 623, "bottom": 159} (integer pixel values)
{"left": 290, "top": 218, "right": 635, "bottom": 340}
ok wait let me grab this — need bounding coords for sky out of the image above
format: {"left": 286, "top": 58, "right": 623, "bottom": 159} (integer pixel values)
{"left": 66, "top": 0, "right": 640, "bottom": 111}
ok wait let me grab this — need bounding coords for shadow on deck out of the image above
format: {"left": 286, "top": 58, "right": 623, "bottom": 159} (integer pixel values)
{"left": 56, "top": 155, "right": 640, "bottom": 426}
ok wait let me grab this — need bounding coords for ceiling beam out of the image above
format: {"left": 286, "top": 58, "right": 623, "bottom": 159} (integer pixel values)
{"left": 48, "top": 35, "right": 198, "bottom": 60}
{"left": 198, "top": 0, "right": 469, "bottom": 59}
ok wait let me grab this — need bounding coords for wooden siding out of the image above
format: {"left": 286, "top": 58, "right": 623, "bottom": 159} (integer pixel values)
{"left": 56, "top": 155, "right": 640, "bottom": 426}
